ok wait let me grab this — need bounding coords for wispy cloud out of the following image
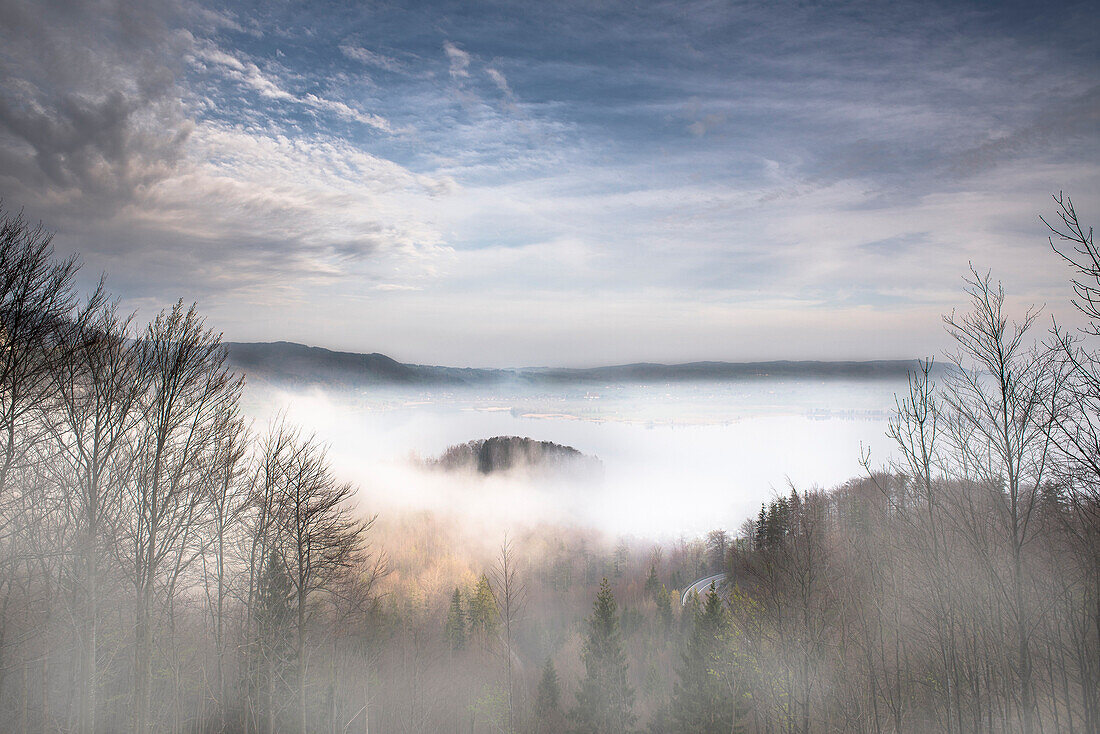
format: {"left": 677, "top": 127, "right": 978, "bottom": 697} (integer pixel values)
{"left": 191, "top": 43, "right": 394, "bottom": 132}
{"left": 443, "top": 41, "right": 471, "bottom": 80}
{"left": 339, "top": 44, "right": 405, "bottom": 74}
{"left": 485, "top": 66, "right": 512, "bottom": 96}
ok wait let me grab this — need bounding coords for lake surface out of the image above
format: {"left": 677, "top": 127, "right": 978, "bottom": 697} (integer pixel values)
{"left": 247, "top": 378, "right": 907, "bottom": 537}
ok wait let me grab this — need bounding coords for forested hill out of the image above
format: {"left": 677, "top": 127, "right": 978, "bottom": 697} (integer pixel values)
{"left": 429, "top": 436, "right": 603, "bottom": 477}
{"left": 225, "top": 341, "right": 932, "bottom": 388}
{"left": 224, "top": 341, "right": 498, "bottom": 387}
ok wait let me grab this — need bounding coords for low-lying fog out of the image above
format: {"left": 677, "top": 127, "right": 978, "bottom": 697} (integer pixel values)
{"left": 244, "top": 379, "right": 904, "bottom": 537}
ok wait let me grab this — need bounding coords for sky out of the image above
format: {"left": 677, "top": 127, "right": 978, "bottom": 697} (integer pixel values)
{"left": 0, "top": 0, "right": 1097, "bottom": 367}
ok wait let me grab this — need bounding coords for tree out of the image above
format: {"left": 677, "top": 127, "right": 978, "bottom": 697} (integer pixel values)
{"left": 274, "top": 430, "right": 371, "bottom": 734}
{"left": 0, "top": 206, "right": 82, "bottom": 498}
{"left": 671, "top": 585, "right": 737, "bottom": 733}
{"left": 491, "top": 535, "right": 527, "bottom": 733}
{"left": 468, "top": 573, "right": 497, "bottom": 646}
{"left": 533, "top": 658, "right": 564, "bottom": 734}
{"left": 445, "top": 587, "right": 467, "bottom": 651}
{"left": 255, "top": 549, "right": 296, "bottom": 733}
{"left": 128, "top": 300, "right": 241, "bottom": 734}
{"left": 644, "top": 563, "right": 660, "bottom": 603}
{"left": 48, "top": 297, "right": 148, "bottom": 734}
{"left": 571, "top": 578, "right": 635, "bottom": 734}
{"left": 201, "top": 407, "right": 250, "bottom": 733}
{"left": 940, "top": 269, "right": 1058, "bottom": 734}
{"left": 705, "top": 531, "right": 728, "bottom": 573}
{"left": 0, "top": 206, "right": 85, "bottom": 733}
{"left": 1042, "top": 193, "right": 1100, "bottom": 729}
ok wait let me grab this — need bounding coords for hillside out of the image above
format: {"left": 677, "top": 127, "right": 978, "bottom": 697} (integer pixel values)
{"left": 225, "top": 341, "right": 933, "bottom": 388}
{"left": 428, "top": 436, "right": 603, "bottom": 478}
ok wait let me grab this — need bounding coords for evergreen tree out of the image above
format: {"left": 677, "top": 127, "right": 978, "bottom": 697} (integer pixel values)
{"left": 765, "top": 496, "right": 790, "bottom": 548}
{"left": 705, "top": 530, "right": 729, "bottom": 573}
{"left": 256, "top": 549, "right": 295, "bottom": 653}
{"left": 613, "top": 540, "right": 629, "bottom": 578}
{"left": 671, "top": 585, "right": 738, "bottom": 733}
{"left": 468, "top": 573, "right": 498, "bottom": 644}
{"left": 444, "top": 586, "right": 467, "bottom": 651}
{"left": 534, "top": 658, "right": 565, "bottom": 734}
{"left": 253, "top": 549, "right": 295, "bottom": 730}
{"left": 646, "top": 700, "right": 674, "bottom": 734}
{"left": 644, "top": 563, "right": 661, "bottom": 602}
{"left": 787, "top": 487, "right": 802, "bottom": 534}
{"left": 655, "top": 584, "right": 674, "bottom": 635}
{"left": 571, "top": 579, "right": 636, "bottom": 734}
{"left": 753, "top": 505, "right": 767, "bottom": 550}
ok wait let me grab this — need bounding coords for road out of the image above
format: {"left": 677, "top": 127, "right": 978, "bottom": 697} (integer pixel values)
{"left": 681, "top": 572, "right": 727, "bottom": 606}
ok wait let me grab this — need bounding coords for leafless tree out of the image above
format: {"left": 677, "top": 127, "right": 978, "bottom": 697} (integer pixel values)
{"left": 270, "top": 430, "right": 372, "bottom": 734}
{"left": 491, "top": 535, "right": 526, "bottom": 734}
{"left": 47, "top": 297, "right": 148, "bottom": 734}
{"left": 940, "top": 269, "right": 1059, "bottom": 734}
{"left": 199, "top": 407, "right": 250, "bottom": 734}
{"left": 127, "top": 301, "right": 242, "bottom": 734}
{"left": 1042, "top": 194, "right": 1100, "bottom": 729}
{"left": 0, "top": 207, "right": 86, "bottom": 501}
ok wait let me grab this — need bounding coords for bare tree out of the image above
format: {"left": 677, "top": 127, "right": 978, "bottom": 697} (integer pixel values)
{"left": 270, "top": 430, "right": 371, "bottom": 734}
{"left": 1041, "top": 193, "right": 1100, "bottom": 729}
{"left": 47, "top": 297, "right": 148, "bottom": 734}
{"left": 127, "top": 301, "right": 242, "bottom": 734}
{"left": 200, "top": 407, "right": 250, "bottom": 734}
{"left": 323, "top": 547, "right": 387, "bottom": 734}
{"left": 0, "top": 207, "right": 82, "bottom": 500}
{"left": 940, "top": 269, "right": 1059, "bottom": 734}
{"left": 241, "top": 419, "right": 298, "bottom": 734}
{"left": 490, "top": 535, "right": 526, "bottom": 734}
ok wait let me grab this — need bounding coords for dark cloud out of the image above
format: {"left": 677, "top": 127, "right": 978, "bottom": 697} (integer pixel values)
{"left": 0, "top": 0, "right": 193, "bottom": 215}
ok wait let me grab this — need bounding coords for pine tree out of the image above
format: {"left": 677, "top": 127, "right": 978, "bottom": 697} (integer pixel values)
{"left": 254, "top": 550, "right": 295, "bottom": 730}
{"left": 644, "top": 564, "right": 661, "bottom": 602}
{"left": 766, "top": 496, "right": 790, "bottom": 548}
{"left": 571, "top": 579, "right": 636, "bottom": 734}
{"left": 444, "top": 587, "right": 467, "bottom": 651}
{"left": 613, "top": 540, "right": 629, "bottom": 578}
{"left": 655, "top": 584, "right": 674, "bottom": 635}
{"left": 753, "top": 505, "right": 767, "bottom": 550}
{"left": 534, "top": 658, "right": 565, "bottom": 734}
{"left": 256, "top": 549, "right": 295, "bottom": 652}
{"left": 468, "top": 573, "right": 498, "bottom": 645}
{"left": 671, "top": 585, "right": 738, "bottom": 733}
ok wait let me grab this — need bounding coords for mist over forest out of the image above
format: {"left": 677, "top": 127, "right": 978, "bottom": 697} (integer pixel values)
{"left": 0, "top": 0, "right": 1097, "bottom": 731}
{"left": 0, "top": 196, "right": 1096, "bottom": 734}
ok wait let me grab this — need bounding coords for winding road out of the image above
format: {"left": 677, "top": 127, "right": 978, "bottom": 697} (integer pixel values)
{"left": 681, "top": 572, "right": 727, "bottom": 606}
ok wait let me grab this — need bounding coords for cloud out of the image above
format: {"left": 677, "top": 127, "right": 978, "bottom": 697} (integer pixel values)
{"left": 0, "top": 1, "right": 451, "bottom": 308}
{"left": 687, "top": 112, "right": 726, "bottom": 137}
{"left": 302, "top": 94, "right": 394, "bottom": 132}
{"left": 339, "top": 44, "right": 405, "bottom": 74}
{"left": 0, "top": 0, "right": 1096, "bottom": 365}
{"left": 0, "top": 0, "right": 192, "bottom": 212}
{"left": 117, "top": 120, "right": 455, "bottom": 292}
{"left": 485, "top": 66, "right": 512, "bottom": 96}
{"left": 191, "top": 43, "right": 394, "bottom": 132}
{"left": 443, "top": 41, "right": 471, "bottom": 80}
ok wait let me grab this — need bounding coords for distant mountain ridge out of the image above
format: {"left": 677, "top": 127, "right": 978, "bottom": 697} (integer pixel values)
{"left": 225, "top": 340, "right": 935, "bottom": 388}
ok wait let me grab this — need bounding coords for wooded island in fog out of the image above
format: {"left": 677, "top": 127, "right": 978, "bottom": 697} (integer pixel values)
{"left": 0, "top": 196, "right": 1096, "bottom": 734}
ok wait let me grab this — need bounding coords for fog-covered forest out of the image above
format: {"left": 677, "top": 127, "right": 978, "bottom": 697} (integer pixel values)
{"left": 0, "top": 195, "right": 1096, "bottom": 734}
